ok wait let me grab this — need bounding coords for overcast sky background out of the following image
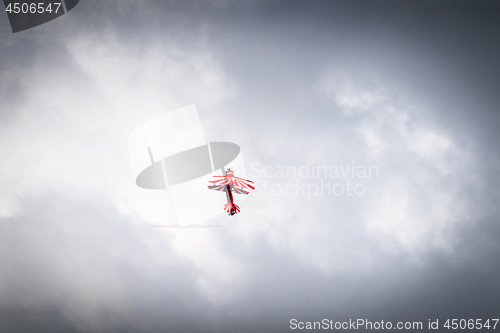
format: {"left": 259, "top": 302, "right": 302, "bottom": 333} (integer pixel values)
{"left": 1, "top": 1, "right": 500, "bottom": 332}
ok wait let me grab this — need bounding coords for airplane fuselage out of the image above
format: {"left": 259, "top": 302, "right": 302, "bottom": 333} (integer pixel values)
{"left": 225, "top": 184, "right": 236, "bottom": 215}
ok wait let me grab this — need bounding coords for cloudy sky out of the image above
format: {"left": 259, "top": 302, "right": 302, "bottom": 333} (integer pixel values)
{"left": 1, "top": 1, "right": 500, "bottom": 332}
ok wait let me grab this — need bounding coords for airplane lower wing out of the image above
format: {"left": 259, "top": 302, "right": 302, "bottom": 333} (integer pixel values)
{"left": 232, "top": 187, "right": 249, "bottom": 195}
{"left": 207, "top": 185, "right": 227, "bottom": 192}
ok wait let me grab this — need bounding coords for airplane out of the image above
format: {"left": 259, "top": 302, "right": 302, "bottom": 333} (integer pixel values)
{"left": 207, "top": 168, "right": 255, "bottom": 216}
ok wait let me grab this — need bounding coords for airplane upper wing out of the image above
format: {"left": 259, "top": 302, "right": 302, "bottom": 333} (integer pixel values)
{"left": 232, "top": 177, "right": 255, "bottom": 190}
{"left": 208, "top": 175, "right": 255, "bottom": 190}
{"left": 208, "top": 177, "right": 230, "bottom": 186}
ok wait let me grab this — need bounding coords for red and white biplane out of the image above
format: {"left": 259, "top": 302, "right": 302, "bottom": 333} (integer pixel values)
{"left": 207, "top": 168, "right": 255, "bottom": 216}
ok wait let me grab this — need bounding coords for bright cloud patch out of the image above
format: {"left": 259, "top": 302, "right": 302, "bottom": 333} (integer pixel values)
{"left": 321, "top": 71, "right": 478, "bottom": 252}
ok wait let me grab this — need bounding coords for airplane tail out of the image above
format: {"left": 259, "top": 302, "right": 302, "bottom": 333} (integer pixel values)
{"left": 224, "top": 202, "right": 240, "bottom": 216}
